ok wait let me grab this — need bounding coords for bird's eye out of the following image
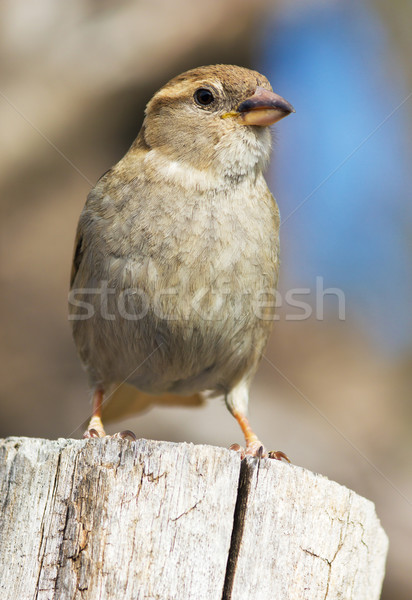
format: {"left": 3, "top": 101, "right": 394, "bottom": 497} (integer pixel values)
{"left": 194, "top": 88, "right": 215, "bottom": 106}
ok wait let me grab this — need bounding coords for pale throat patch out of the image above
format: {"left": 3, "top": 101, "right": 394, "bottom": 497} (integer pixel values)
{"left": 144, "top": 125, "right": 272, "bottom": 189}
{"left": 215, "top": 126, "right": 272, "bottom": 178}
{"left": 143, "top": 149, "right": 225, "bottom": 191}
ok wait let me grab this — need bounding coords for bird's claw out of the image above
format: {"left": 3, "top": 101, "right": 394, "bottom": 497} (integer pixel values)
{"left": 114, "top": 430, "right": 137, "bottom": 442}
{"left": 256, "top": 445, "right": 265, "bottom": 459}
{"left": 268, "top": 450, "right": 291, "bottom": 463}
{"left": 229, "top": 443, "right": 245, "bottom": 458}
{"left": 83, "top": 428, "right": 101, "bottom": 439}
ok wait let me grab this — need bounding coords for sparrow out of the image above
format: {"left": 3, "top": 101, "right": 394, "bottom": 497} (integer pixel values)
{"left": 69, "top": 64, "right": 294, "bottom": 458}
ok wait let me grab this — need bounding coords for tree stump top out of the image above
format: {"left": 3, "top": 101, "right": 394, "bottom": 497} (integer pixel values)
{"left": 0, "top": 437, "right": 388, "bottom": 600}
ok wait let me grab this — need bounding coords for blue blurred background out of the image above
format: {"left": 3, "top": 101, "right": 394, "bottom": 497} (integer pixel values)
{"left": 262, "top": 1, "right": 412, "bottom": 355}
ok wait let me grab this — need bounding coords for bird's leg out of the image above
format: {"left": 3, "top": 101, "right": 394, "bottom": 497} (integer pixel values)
{"left": 226, "top": 382, "right": 290, "bottom": 462}
{"left": 83, "top": 387, "right": 136, "bottom": 441}
{"left": 231, "top": 409, "right": 264, "bottom": 457}
{"left": 225, "top": 382, "right": 266, "bottom": 457}
{"left": 83, "top": 388, "right": 106, "bottom": 438}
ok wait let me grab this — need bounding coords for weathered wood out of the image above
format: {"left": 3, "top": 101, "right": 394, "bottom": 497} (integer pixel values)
{"left": 225, "top": 459, "right": 389, "bottom": 600}
{"left": 0, "top": 437, "right": 388, "bottom": 600}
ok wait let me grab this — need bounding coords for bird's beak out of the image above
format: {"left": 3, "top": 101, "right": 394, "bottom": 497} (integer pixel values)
{"left": 222, "top": 86, "right": 295, "bottom": 126}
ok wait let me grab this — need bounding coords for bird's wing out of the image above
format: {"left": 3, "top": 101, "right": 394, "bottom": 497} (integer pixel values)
{"left": 102, "top": 382, "right": 205, "bottom": 422}
{"left": 70, "top": 168, "right": 115, "bottom": 289}
{"left": 70, "top": 226, "right": 84, "bottom": 288}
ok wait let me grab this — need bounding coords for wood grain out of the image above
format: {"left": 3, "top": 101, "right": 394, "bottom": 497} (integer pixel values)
{"left": 226, "top": 458, "right": 388, "bottom": 600}
{"left": 0, "top": 437, "right": 388, "bottom": 599}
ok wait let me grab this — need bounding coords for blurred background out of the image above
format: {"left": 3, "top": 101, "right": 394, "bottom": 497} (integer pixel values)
{"left": 1, "top": 0, "right": 411, "bottom": 597}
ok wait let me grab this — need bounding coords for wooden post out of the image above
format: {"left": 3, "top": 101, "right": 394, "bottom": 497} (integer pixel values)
{"left": 0, "top": 437, "right": 388, "bottom": 600}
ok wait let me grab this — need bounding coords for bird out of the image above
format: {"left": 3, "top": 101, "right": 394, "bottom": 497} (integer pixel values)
{"left": 69, "top": 64, "right": 294, "bottom": 459}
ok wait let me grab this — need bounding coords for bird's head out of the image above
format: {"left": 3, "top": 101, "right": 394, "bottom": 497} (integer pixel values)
{"left": 139, "top": 64, "right": 294, "bottom": 179}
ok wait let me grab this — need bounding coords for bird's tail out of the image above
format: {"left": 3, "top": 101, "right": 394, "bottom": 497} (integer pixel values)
{"left": 101, "top": 382, "right": 205, "bottom": 422}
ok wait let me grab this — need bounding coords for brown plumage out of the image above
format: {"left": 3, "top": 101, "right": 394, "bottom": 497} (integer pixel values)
{"left": 69, "top": 64, "right": 294, "bottom": 457}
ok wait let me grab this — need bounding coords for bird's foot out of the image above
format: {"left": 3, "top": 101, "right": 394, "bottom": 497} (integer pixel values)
{"left": 229, "top": 441, "right": 265, "bottom": 458}
{"left": 83, "top": 428, "right": 137, "bottom": 441}
{"left": 83, "top": 415, "right": 136, "bottom": 441}
{"left": 245, "top": 439, "right": 267, "bottom": 458}
{"left": 229, "top": 442, "right": 290, "bottom": 462}
{"left": 83, "top": 414, "right": 106, "bottom": 438}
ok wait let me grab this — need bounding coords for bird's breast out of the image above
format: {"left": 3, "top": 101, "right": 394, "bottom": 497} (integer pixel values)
{"left": 72, "top": 170, "right": 279, "bottom": 392}
{"left": 115, "top": 173, "right": 279, "bottom": 313}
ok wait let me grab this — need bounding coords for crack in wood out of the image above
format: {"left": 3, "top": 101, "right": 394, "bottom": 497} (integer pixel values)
{"left": 34, "top": 448, "right": 63, "bottom": 599}
{"left": 0, "top": 438, "right": 388, "bottom": 600}
{"left": 323, "top": 527, "right": 345, "bottom": 600}
{"left": 171, "top": 499, "right": 202, "bottom": 522}
{"left": 221, "top": 459, "right": 253, "bottom": 600}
